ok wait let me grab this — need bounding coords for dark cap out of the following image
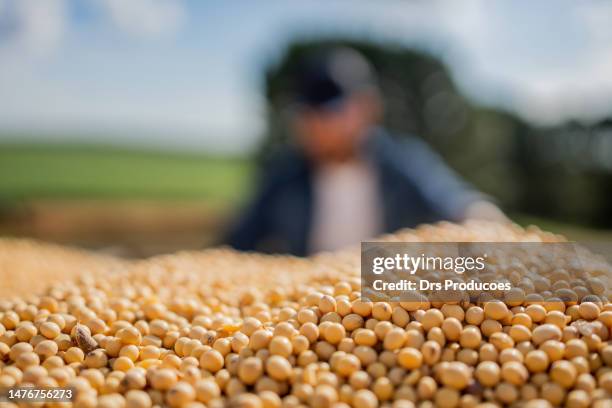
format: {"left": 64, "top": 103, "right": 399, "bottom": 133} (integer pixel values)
{"left": 295, "top": 48, "right": 377, "bottom": 109}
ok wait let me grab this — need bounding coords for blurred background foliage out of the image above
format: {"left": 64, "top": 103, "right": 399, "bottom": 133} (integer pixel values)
{"left": 265, "top": 39, "right": 612, "bottom": 230}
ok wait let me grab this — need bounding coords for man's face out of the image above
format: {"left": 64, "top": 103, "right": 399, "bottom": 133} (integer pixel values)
{"left": 295, "top": 92, "right": 379, "bottom": 163}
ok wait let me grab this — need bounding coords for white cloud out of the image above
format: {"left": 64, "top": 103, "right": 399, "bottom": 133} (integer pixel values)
{"left": 410, "top": 1, "right": 612, "bottom": 125}
{"left": 0, "top": 0, "right": 67, "bottom": 59}
{"left": 499, "top": 3, "right": 612, "bottom": 125}
{"left": 99, "top": 0, "right": 185, "bottom": 38}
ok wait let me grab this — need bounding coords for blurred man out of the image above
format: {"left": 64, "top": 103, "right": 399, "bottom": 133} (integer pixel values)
{"left": 227, "top": 48, "right": 506, "bottom": 255}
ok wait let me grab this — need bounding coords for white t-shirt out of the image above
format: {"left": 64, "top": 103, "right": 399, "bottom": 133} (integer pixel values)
{"left": 309, "top": 160, "right": 383, "bottom": 253}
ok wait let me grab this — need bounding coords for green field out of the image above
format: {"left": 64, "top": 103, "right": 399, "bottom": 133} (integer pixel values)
{"left": 0, "top": 143, "right": 253, "bottom": 204}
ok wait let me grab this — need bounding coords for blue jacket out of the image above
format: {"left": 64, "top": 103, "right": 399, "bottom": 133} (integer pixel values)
{"left": 226, "top": 129, "right": 483, "bottom": 255}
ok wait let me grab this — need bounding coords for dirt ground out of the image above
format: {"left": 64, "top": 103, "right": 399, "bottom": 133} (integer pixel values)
{"left": 0, "top": 200, "right": 231, "bottom": 258}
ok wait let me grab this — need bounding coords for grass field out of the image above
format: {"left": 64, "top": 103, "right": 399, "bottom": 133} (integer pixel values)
{"left": 0, "top": 143, "right": 253, "bottom": 204}
{"left": 0, "top": 143, "right": 254, "bottom": 255}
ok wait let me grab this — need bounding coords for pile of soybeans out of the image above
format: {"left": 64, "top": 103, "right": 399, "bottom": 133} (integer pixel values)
{"left": 0, "top": 221, "right": 611, "bottom": 408}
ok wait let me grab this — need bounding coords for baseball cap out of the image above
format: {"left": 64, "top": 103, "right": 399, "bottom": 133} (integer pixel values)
{"left": 295, "top": 48, "right": 377, "bottom": 110}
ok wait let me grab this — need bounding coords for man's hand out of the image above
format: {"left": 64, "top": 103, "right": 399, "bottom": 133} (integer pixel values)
{"left": 463, "top": 200, "right": 509, "bottom": 223}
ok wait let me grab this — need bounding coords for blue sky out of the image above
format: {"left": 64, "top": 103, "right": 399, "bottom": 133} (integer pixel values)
{"left": 1, "top": 0, "right": 612, "bottom": 154}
